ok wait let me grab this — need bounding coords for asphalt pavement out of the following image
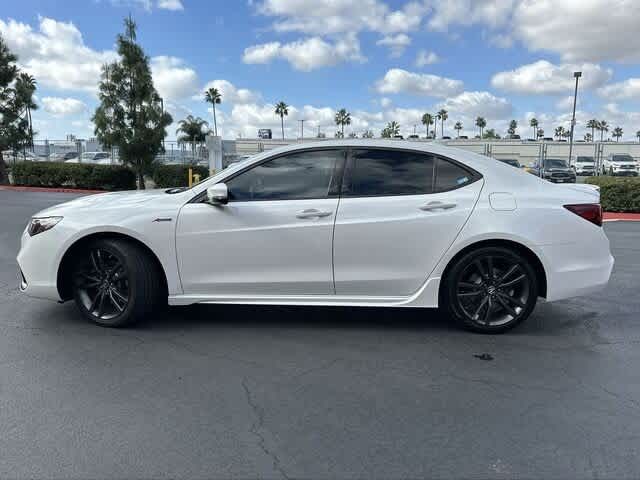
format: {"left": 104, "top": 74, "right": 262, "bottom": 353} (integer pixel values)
{"left": 1, "top": 189, "right": 639, "bottom": 479}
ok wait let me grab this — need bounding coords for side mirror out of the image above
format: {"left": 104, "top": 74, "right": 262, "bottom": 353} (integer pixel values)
{"left": 206, "top": 183, "right": 228, "bottom": 205}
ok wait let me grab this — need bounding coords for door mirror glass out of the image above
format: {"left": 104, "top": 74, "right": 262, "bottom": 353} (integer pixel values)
{"left": 206, "top": 183, "right": 228, "bottom": 205}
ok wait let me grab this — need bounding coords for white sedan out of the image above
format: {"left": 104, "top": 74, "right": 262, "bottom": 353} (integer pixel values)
{"left": 17, "top": 140, "right": 614, "bottom": 333}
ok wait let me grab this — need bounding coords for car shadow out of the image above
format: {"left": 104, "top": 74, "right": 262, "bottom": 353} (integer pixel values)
{"left": 143, "top": 303, "right": 457, "bottom": 334}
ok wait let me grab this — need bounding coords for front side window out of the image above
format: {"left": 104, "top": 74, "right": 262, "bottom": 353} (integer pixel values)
{"left": 342, "top": 149, "right": 435, "bottom": 197}
{"left": 226, "top": 149, "right": 342, "bottom": 201}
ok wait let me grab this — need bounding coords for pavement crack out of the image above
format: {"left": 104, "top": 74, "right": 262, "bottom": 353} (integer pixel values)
{"left": 292, "top": 357, "right": 342, "bottom": 379}
{"left": 241, "top": 377, "right": 289, "bottom": 480}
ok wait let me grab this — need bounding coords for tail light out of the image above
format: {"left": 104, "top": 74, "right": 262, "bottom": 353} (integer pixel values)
{"left": 564, "top": 204, "right": 603, "bottom": 227}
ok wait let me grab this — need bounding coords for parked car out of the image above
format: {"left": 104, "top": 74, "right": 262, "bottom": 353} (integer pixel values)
{"left": 66, "top": 152, "right": 112, "bottom": 164}
{"left": 2, "top": 150, "right": 37, "bottom": 162}
{"left": 572, "top": 156, "right": 596, "bottom": 176}
{"left": 542, "top": 137, "right": 554, "bottom": 142}
{"left": 50, "top": 151, "right": 79, "bottom": 162}
{"left": 442, "top": 136, "right": 452, "bottom": 140}
{"left": 497, "top": 158, "right": 521, "bottom": 168}
{"left": 17, "top": 140, "right": 613, "bottom": 334}
{"left": 458, "top": 135, "right": 469, "bottom": 139}
{"left": 528, "top": 158, "right": 577, "bottom": 183}
{"left": 602, "top": 154, "right": 638, "bottom": 176}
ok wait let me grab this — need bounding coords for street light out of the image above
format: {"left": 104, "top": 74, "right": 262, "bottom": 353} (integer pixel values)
{"left": 568, "top": 71, "right": 582, "bottom": 167}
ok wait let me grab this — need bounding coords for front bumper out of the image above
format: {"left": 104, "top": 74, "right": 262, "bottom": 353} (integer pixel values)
{"left": 16, "top": 228, "right": 65, "bottom": 302}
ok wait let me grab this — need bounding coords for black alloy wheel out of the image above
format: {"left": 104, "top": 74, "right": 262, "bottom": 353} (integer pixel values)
{"left": 444, "top": 247, "right": 538, "bottom": 333}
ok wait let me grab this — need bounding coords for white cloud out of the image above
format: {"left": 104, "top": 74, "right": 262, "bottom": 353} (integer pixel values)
{"left": 200, "top": 80, "right": 261, "bottom": 105}
{"left": 243, "top": 35, "right": 365, "bottom": 71}
{"left": 380, "top": 97, "right": 392, "bottom": 108}
{"left": 376, "top": 34, "right": 411, "bottom": 57}
{"left": 42, "top": 96, "right": 86, "bottom": 116}
{"left": 157, "top": 0, "right": 184, "bottom": 10}
{"left": 375, "top": 68, "right": 464, "bottom": 98}
{"left": 255, "top": 0, "right": 429, "bottom": 36}
{"left": 150, "top": 56, "right": 200, "bottom": 100}
{"left": 437, "top": 91, "right": 512, "bottom": 120}
{"left": 491, "top": 60, "right": 612, "bottom": 95}
{"left": 107, "top": 0, "right": 184, "bottom": 11}
{"left": 0, "top": 17, "right": 116, "bottom": 93}
{"left": 512, "top": 1, "right": 640, "bottom": 62}
{"left": 415, "top": 50, "right": 439, "bottom": 67}
{"left": 555, "top": 96, "right": 579, "bottom": 111}
{"left": 598, "top": 78, "right": 640, "bottom": 101}
{"left": 427, "top": 0, "right": 514, "bottom": 31}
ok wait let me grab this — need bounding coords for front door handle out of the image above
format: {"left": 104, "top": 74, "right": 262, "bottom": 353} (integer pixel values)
{"left": 420, "top": 201, "right": 457, "bottom": 211}
{"left": 296, "top": 208, "right": 333, "bottom": 219}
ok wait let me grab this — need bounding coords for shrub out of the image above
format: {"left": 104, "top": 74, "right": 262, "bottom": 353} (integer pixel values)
{"left": 153, "top": 164, "right": 210, "bottom": 188}
{"left": 585, "top": 176, "right": 640, "bottom": 212}
{"left": 10, "top": 161, "right": 136, "bottom": 191}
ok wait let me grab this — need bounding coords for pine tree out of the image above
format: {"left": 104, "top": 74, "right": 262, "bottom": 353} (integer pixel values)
{"left": 92, "top": 17, "right": 172, "bottom": 189}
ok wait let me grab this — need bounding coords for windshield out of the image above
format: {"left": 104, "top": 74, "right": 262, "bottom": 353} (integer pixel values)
{"left": 612, "top": 155, "right": 634, "bottom": 162}
{"left": 545, "top": 159, "right": 568, "bottom": 168}
{"left": 576, "top": 156, "right": 594, "bottom": 163}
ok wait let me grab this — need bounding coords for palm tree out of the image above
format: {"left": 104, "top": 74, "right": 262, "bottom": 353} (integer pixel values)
{"left": 437, "top": 109, "right": 448, "bottom": 138}
{"left": 454, "top": 121, "right": 463, "bottom": 138}
{"left": 554, "top": 126, "right": 565, "bottom": 140}
{"left": 381, "top": 121, "right": 400, "bottom": 138}
{"left": 176, "top": 115, "right": 209, "bottom": 160}
{"left": 334, "top": 108, "right": 351, "bottom": 138}
{"left": 537, "top": 128, "right": 544, "bottom": 139}
{"left": 204, "top": 87, "right": 222, "bottom": 136}
{"left": 529, "top": 118, "right": 538, "bottom": 140}
{"left": 598, "top": 120, "right": 609, "bottom": 142}
{"left": 636, "top": 130, "right": 640, "bottom": 142}
{"left": 613, "top": 127, "right": 623, "bottom": 142}
{"left": 475, "top": 117, "right": 486, "bottom": 138}
{"left": 508, "top": 119, "right": 518, "bottom": 138}
{"left": 16, "top": 72, "right": 37, "bottom": 150}
{"left": 421, "top": 113, "right": 434, "bottom": 138}
{"left": 584, "top": 133, "right": 593, "bottom": 142}
{"left": 586, "top": 119, "right": 598, "bottom": 142}
{"left": 275, "top": 101, "right": 289, "bottom": 140}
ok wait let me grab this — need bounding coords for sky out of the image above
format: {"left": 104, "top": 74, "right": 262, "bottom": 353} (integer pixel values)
{"left": 2, "top": 0, "right": 640, "bottom": 141}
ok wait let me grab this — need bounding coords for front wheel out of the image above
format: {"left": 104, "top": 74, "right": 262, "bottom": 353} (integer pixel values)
{"left": 442, "top": 247, "right": 539, "bottom": 333}
{"left": 71, "top": 238, "right": 164, "bottom": 327}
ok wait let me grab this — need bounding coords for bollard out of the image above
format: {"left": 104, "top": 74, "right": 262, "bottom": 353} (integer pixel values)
{"left": 188, "top": 167, "right": 193, "bottom": 187}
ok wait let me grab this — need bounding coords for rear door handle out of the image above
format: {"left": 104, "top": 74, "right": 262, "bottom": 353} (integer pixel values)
{"left": 419, "top": 201, "right": 457, "bottom": 211}
{"left": 296, "top": 208, "right": 333, "bottom": 219}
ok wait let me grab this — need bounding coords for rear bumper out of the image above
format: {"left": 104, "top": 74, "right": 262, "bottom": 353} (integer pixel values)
{"left": 540, "top": 235, "right": 614, "bottom": 302}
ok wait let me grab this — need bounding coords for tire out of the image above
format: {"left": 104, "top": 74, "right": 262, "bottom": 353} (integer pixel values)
{"left": 70, "top": 238, "right": 164, "bottom": 327}
{"left": 441, "top": 246, "right": 539, "bottom": 334}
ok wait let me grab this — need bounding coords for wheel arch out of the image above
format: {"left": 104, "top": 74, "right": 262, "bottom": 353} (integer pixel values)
{"left": 57, "top": 231, "right": 169, "bottom": 301}
{"left": 438, "top": 238, "right": 547, "bottom": 302}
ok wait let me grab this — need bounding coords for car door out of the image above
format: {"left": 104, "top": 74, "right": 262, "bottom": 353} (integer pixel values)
{"left": 176, "top": 148, "right": 345, "bottom": 296}
{"left": 333, "top": 148, "right": 483, "bottom": 297}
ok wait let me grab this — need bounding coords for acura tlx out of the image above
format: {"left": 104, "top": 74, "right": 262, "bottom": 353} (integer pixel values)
{"left": 17, "top": 140, "right": 614, "bottom": 333}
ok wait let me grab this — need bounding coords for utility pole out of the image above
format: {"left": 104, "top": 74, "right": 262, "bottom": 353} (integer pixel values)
{"left": 160, "top": 97, "right": 165, "bottom": 151}
{"left": 568, "top": 71, "right": 582, "bottom": 167}
{"left": 298, "top": 119, "right": 305, "bottom": 141}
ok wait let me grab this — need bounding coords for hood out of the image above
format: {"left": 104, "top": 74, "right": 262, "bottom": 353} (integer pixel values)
{"left": 34, "top": 189, "right": 170, "bottom": 217}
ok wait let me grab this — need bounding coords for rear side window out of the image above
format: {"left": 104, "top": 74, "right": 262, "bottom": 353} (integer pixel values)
{"left": 342, "top": 149, "right": 434, "bottom": 196}
{"left": 434, "top": 158, "right": 474, "bottom": 192}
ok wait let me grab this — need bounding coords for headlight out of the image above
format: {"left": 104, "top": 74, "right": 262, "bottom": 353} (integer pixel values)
{"left": 27, "top": 216, "right": 62, "bottom": 237}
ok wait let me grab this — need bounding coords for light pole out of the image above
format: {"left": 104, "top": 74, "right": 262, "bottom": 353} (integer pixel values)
{"left": 568, "top": 71, "right": 582, "bottom": 167}
{"left": 298, "top": 119, "right": 305, "bottom": 141}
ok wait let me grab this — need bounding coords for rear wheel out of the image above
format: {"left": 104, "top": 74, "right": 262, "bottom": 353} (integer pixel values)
{"left": 71, "top": 238, "right": 164, "bottom": 327}
{"left": 442, "top": 247, "right": 538, "bottom": 333}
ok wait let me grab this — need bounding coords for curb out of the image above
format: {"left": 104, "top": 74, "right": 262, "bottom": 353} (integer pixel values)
{"left": 0, "top": 185, "right": 106, "bottom": 194}
{"left": 603, "top": 212, "right": 640, "bottom": 222}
